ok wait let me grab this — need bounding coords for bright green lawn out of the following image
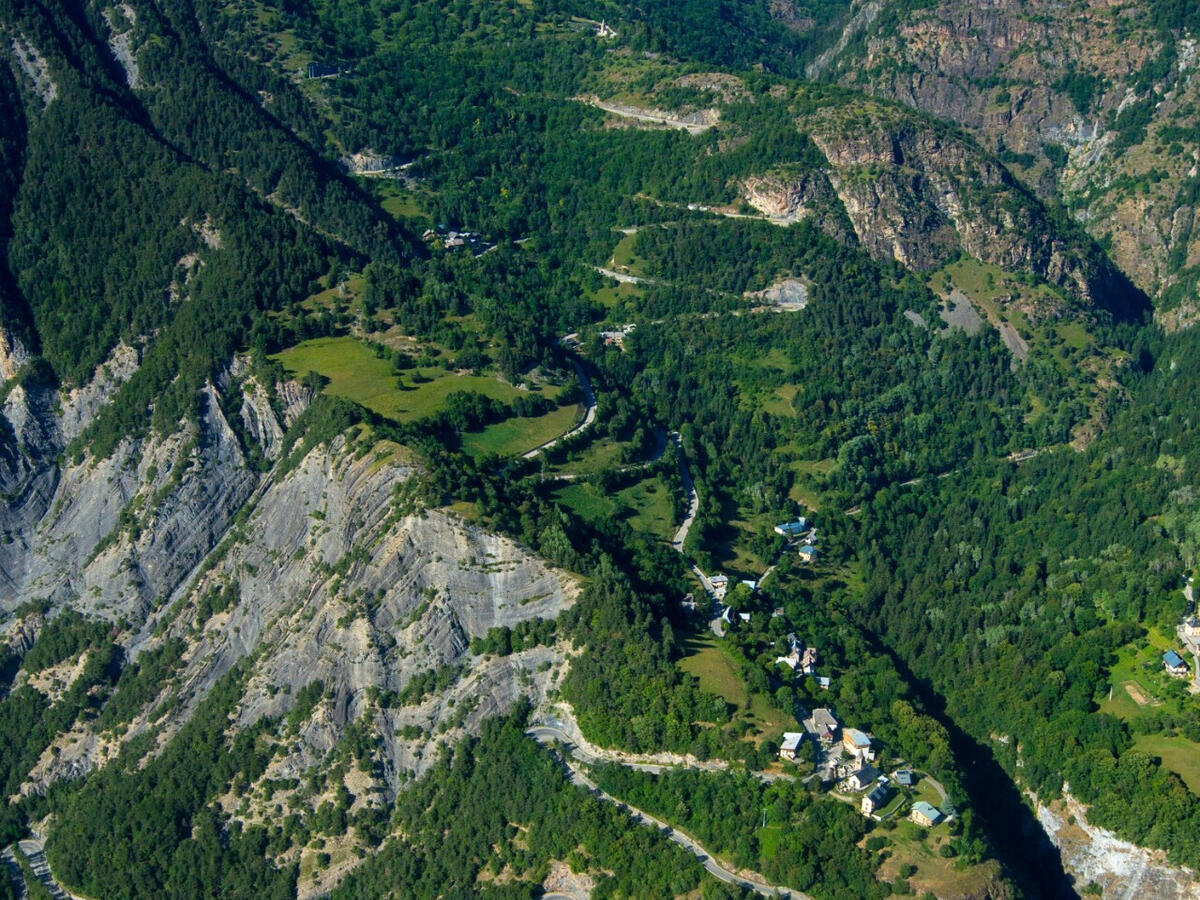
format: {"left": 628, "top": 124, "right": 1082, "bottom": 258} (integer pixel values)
{"left": 1134, "top": 734, "right": 1200, "bottom": 792}
{"left": 462, "top": 403, "right": 582, "bottom": 458}
{"left": 552, "top": 483, "right": 617, "bottom": 522}
{"left": 610, "top": 231, "right": 649, "bottom": 275}
{"left": 678, "top": 636, "right": 748, "bottom": 707}
{"left": 620, "top": 478, "right": 675, "bottom": 539}
{"left": 274, "top": 336, "right": 541, "bottom": 424}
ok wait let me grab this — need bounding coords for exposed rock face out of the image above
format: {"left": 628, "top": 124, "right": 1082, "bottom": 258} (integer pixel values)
{"left": 810, "top": 0, "right": 1200, "bottom": 301}
{"left": 743, "top": 169, "right": 844, "bottom": 229}
{"left": 755, "top": 106, "right": 1131, "bottom": 315}
{"left": 0, "top": 326, "right": 30, "bottom": 383}
{"left": 0, "top": 350, "right": 574, "bottom": 809}
{"left": 7, "top": 32, "right": 56, "bottom": 106}
{"left": 1038, "top": 792, "right": 1200, "bottom": 899}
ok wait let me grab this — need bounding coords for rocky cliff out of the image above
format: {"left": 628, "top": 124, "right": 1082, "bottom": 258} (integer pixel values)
{"left": 809, "top": 0, "right": 1200, "bottom": 304}
{"left": 0, "top": 341, "right": 576, "bottom": 828}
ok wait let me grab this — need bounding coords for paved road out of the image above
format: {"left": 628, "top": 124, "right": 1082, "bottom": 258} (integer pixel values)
{"left": 521, "top": 360, "right": 597, "bottom": 459}
{"left": 670, "top": 432, "right": 699, "bottom": 555}
{"left": 594, "top": 265, "right": 653, "bottom": 285}
{"left": 12, "top": 839, "right": 83, "bottom": 900}
{"left": 584, "top": 98, "right": 714, "bottom": 135}
{"left": 528, "top": 726, "right": 808, "bottom": 898}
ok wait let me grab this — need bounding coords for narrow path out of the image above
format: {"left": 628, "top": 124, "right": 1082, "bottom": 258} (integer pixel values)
{"left": 529, "top": 725, "right": 808, "bottom": 898}
{"left": 521, "top": 360, "right": 597, "bottom": 460}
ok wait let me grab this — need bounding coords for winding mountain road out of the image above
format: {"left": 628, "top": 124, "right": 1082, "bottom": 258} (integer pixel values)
{"left": 521, "top": 360, "right": 597, "bottom": 459}
{"left": 528, "top": 724, "right": 808, "bottom": 898}
{"left": 8, "top": 838, "right": 85, "bottom": 900}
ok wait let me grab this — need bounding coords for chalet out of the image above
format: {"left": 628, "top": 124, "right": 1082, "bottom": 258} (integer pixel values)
{"left": 798, "top": 545, "right": 818, "bottom": 563}
{"left": 843, "top": 728, "right": 875, "bottom": 761}
{"left": 805, "top": 708, "right": 838, "bottom": 743}
{"left": 815, "top": 675, "right": 832, "bottom": 690}
{"left": 892, "top": 769, "right": 917, "bottom": 788}
{"left": 1185, "top": 617, "right": 1200, "bottom": 639}
{"left": 862, "top": 783, "right": 891, "bottom": 816}
{"left": 910, "top": 801, "right": 942, "bottom": 827}
{"left": 1164, "top": 649, "right": 1189, "bottom": 677}
{"left": 800, "top": 646, "right": 817, "bottom": 673}
{"left": 779, "top": 732, "right": 805, "bottom": 761}
{"left": 846, "top": 765, "right": 881, "bottom": 791}
{"left": 774, "top": 517, "right": 808, "bottom": 537}
{"left": 709, "top": 574, "right": 728, "bottom": 600}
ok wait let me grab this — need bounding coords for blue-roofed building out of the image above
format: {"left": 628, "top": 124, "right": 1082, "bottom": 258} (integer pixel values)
{"left": 798, "top": 545, "right": 817, "bottom": 563}
{"left": 911, "top": 801, "right": 942, "bottom": 827}
{"left": 1165, "top": 649, "right": 1189, "bottom": 677}
{"left": 774, "top": 517, "right": 808, "bottom": 537}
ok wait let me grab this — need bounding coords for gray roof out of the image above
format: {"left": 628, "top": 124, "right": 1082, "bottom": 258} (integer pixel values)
{"left": 865, "top": 783, "right": 890, "bottom": 803}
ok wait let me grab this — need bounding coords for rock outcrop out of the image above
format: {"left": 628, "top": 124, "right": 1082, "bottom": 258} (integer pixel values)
{"left": 0, "top": 349, "right": 575, "bottom": 809}
{"left": 809, "top": 0, "right": 1200, "bottom": 301}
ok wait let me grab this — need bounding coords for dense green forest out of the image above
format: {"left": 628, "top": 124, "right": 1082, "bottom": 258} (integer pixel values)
{"left": 4, "top": 0, "right": 1200, "bottom": 897}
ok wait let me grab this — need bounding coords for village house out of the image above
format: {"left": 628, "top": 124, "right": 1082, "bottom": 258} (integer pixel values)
{"left": 843, "top": 728, "right": 875, "bottom": 761}
{"left": 846, "top": 764, "right": 881, "bottom": 792}
{"left": 1184, "top": 617, "right": 1200, "bottom": 639}
{"left": 804, "top": 708, "right": 839, "bottom": 743}
{"left": 774, "top": 517, "right": 808, "bottom": 537}
{"left": 862, "top": 783, "right": 891, "bottom": 816}
{"left": 798, "top": 545, "right": 818, "bottom": 564}
{"left": 709, "top": 574, "right": 728, "bottom": 599}
{"left": 815, "top": 675, "right": 832, "bottom": 690}
{"left": 779, "top": 732, "right": 805, "bottom": 761}
{"left": 910, "top": 801, "right": 942, "bottom": 827}
{"left": 892, "top": 769, "right": 917, "bottom": 788}
{"left": 1164, "top": 649, "right": 1189, "bottom": 678}
{"left": 800, "top": 646, "right": 817, "bottom": 674}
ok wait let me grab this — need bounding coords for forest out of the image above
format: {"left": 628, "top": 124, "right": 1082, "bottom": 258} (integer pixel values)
{"left": 2, "top": 0, "right": 1200, "bottom": 896}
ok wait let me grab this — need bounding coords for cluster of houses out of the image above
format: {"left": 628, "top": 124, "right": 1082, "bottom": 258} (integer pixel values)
{"left": 774, "top": 634, "right": 832, "bottom": 689}
{"left": 774, "top": 516, "right": 818, "bottom": 564}
{"left": 600, "top": 323, "right": 636, "bottom": 348}
{"left": 421, "top": 228, "right": 490, "bottom": 253}
{"left": 780, "top": 711, "right": 946, "bottom": 825}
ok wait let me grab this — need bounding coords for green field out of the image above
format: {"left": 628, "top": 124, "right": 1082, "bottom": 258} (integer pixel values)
{"left": 462, "top": 403, "right": 582, "bottom": 458}
{"left": 762, "top": 384, "right": 798, "bottom": 417}
{"left": 1099, "top": 626, "right": 1183, "bottom": 721}
{"left": 547, "top": 438, "right": 633, "bottom": 477}
{"left": 551, "top": 475, "right": 676, "bottom": 540}
{"left": 552, "top": 483, "right": 616, "bottom": 524}
{"left": 610, "top": 231, "right": 649, "bottom": 275}
{"left": 590, "top": 281, "right": 643, "bottom": 310}
{"left": 1134, "top": 734, "right": 1200, "bottom": 793}
{"left": 272, "top": 338, "right": 567, "bottom": 438}
{"left": 678, "top": 635, "right": 748, "bottom": 707}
